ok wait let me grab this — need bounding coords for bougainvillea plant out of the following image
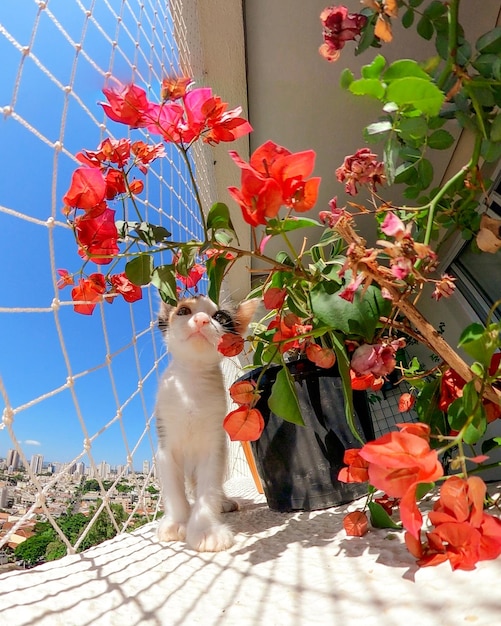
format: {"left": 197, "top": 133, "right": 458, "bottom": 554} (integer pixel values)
{"left": 60, "top": 0, "right": 501, "bottom": 570}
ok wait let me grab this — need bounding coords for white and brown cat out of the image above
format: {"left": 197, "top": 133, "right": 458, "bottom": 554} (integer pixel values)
{"left": 155, "top": 295, "right": 257, "bottom": 552}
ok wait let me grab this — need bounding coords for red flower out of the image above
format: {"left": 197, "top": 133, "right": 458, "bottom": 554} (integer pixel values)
{"left": 228, "top": 167, "right": 283, "bottom": 226}
{"left": 77, "top": 138, "right": 131, "bottom": 168}
{"left": 100, "top": 82, "right": 151, "bottom": 128}
{"left": 56, "top": 269, "right": 74, "bottom": 289}
{"left": 180, "top": 88, "right": 252, "bottom": 145}
{"left": 349, "top": 369, "right": 384, "bottom": 391}
{"left": 223, "top": 406, "right": 265, "bottom": 441}
{"left": 319, "top": 6, "right": 367, "bottom": 62}
{"left": 63, "top": 167, "right": 107, "bottom": 211}
{"left": 110, "top": 273, "right": 142, "bottom": 303}
{"left": 263, "top": 287, "right": 287, "bottom": 310}
{"left": 228, "top": 141, "right": 321, "bottom": 225}
{"left": 336, "top": 148, "right": 386, "bottom": 196}
{"left": 105, "top": 169, "right": 126, "bottom": 200}
{"left": 217, "top": 333, "right": 244, "bottom": 357}
{"left": 176, "top": 263, "right": 206, "bottom": 289}
{"left": 439, "top": 365, "right": 501, "bottom": 423}
{"left": 75, "top": 207, "right": 119, "bottom": 265}
{"left": 269, "top": 313, "right": 312, "bottom": 354}
{"left": 145, "top": 101, "right": 184, "bottom": 142}
{"left": 71, "top": 274, "right": 106, "bottom": 315}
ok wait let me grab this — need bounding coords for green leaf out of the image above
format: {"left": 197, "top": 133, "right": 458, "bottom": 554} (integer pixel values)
{"left": 206, "top": 255, "right": 231, "bottom": 305}
{"left": 175, "top": 244, "right": 198, "bottom": 277}
{"left": 361, "top": 54, "right": 386, "bottom": 79}
{"left": 428, "top": 129, "right": 455, "bottom": 150}
{"left": 490, "top": 114, "right": 501, "bottom": 143}
{"left": 473, "top": 54, "right": 501, "bottom": 78}
{"left": 458, "top": 322, "right": 498, "bottom": 366}
{"left": 368, "top": 502, "right": 401, "bottom": 530}
{"left": 402, "top": 8, "right": 414, "bottom": 29}
{"left": 151, "top": 264, "right": 177, "bottom": 305}
{"left": 386, "top": 77, "right": 445, "bottom": 117}
{"left": 482, "top": 437, "right": 501, "bottom": 455}
{"left": 311, "top": 279, "right": 391, "bottom": 342}
{"left": 266, "top": 216, "right": 321, "bottom": 235}
{"left": 207, "top": 202, "right": 236, "bottom": 237}
{"left": 383, "top": 134, "right": 399, "bottom": 186}
{"left": 340, "top": 68, "right": 354, "bottom": 89}
{"left": 417, "top": 158, "right": 434, "bottom": 189}
{"left": 268, "top": 366, "right": 305, "bottom": 426}
{"left": 134, "top": 222, "right": 171, "bottom": 245}
{"left": 394, "top": 163, "right": 417, "bottom": 184}
{"left": 383, "top": 59, "right": 430, "bottom": 82}
{"left": 481, "top": 138, "right": 501, "bottom": 163}
{"left": 349, "top": 78, "right": 386, "bottom": 100}
{"left": 417, "top": 16, "right": 433, "bottom": 40}
{"left": 125, "top": 254, "right": 153, "bottom": 286}
{"left": 476, "top": 27, "right": 501, "bottom": 55}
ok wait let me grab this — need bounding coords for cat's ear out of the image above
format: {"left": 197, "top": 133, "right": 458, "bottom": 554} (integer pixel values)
{"left": 158, "top": 300, "right": 174, "bottom": 333}
{"left": 234, "top": 298, "right": 260, "bottom": 336}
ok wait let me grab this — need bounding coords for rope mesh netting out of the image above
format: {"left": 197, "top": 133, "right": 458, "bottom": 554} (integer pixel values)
{"left": 0, "top": 0, "right": 247, "bottom": 557}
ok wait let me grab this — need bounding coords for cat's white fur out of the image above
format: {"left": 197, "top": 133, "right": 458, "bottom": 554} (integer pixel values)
{"left": 155, "top": 295, "right": 257, "bottom": 552}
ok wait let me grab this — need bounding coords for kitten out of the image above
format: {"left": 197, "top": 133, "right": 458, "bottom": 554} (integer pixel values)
{"left": 155, "top": 295, "right": 257, "bottom": 552}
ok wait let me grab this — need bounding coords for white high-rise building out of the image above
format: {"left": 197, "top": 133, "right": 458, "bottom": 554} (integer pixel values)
{"left": 142, "top": 460, "right": 150, "bottom": 475}
{"left": 30, "top": 454, "right": 44, "bottom": 475}
{"left": 6, "top": 449, "right": 20, "bottom": 471}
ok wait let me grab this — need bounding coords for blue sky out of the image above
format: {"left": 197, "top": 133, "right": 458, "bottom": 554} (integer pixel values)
{"left": 0, "top": 1, "right": 202, "bottom": 470}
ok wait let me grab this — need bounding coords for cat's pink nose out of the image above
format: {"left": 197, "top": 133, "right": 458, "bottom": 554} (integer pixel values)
{"left": 193, "top": 313, "right": 210, "bottom": 328}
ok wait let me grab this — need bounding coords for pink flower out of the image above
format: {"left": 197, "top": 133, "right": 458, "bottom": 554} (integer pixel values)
{"left": 381, "top": 212, "right": 406, "bottom": 237}
{"left": 432, "top": 274, "right": 456, "bottom": 301}
{"left": 336, "top": 148, "right": 386, "bottom": 196}
{"left": 319, "top": 196, "right": 348, "bottom": 227}
{"left": 339, "top": 272, "right": 365, "bottom": 302}
{"left": 351, "top": 340, "right": 404, "bottom": 378}
{"left": 100, "top": 83, "right": 151, "bottom": 128}
{"left": 319, "top": 6, "right": 367, "bottom": 62}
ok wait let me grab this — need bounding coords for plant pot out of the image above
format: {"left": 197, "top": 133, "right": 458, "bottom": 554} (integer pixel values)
{"left": 242, "top": 359, "right": 375, "bottom": 512}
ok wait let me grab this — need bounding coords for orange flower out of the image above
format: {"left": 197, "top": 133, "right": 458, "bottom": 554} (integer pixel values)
{"left": 407, "top": 476, "right": 501, "bottom": 570}
{"left": 56, "top": 269, "right": 74, "bottom": 289}
{"left": 161, "top": 75, "right": 193, "bottom": 101}
{"left": 229, "top": 380, "right": 258, "bottom": 406}
{"left": 217, "top": 333, "right": 244, "bottom": 357}
{"left": 349, "top": 369, "right": 383, "bottom": 391}
{"left": 305, "top": 344, "right": 336, "bottom": 369}
{"left": 398, "top": 392, "right": 415, "bottom": 412}
{"left": 343, "top": 511, "right": 369, "bottom": 537}
{"left": 223, "top": 406, "right": 264, "bottom": 441}
{"left": 359, "top": 424, "right": 443, "bottom": 538}
{"left": 338, "top": 448, "right": 369, "bottom": 483}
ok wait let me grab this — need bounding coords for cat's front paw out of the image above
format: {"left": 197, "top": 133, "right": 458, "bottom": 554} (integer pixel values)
{"left": 187, "top": 524, "right": 234, "bottom": 552}
{"left": 157, "top": 517, "right": 187, "bottom": 543}
{"left": 221, "top": 497, "right": 239, "bottom": 513}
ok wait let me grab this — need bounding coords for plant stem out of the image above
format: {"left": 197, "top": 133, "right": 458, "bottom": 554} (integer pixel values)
{"left": 177, "top": 144, "right": 209, "bottom": 240}
{"left": 436, "top": 0, "right": 460, "bottom": 91}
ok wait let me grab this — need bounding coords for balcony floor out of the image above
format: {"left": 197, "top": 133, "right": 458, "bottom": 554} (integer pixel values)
{"left": 1, "top": 477, "right": 501, "bottom": 626}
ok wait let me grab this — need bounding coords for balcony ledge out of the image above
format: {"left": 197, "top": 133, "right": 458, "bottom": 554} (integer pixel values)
{"left": 1, "top": 477, "right": 501, "bottom": 626}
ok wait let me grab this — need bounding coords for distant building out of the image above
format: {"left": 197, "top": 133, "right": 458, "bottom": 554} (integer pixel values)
{"left": 30, "top": 454, "right": 44, "bottom": 475}
{"left": 142, "top": 460, "right": 150, "bottom": 475}
{"left": 6, "top": 449, "right": 20, "bottom": 472}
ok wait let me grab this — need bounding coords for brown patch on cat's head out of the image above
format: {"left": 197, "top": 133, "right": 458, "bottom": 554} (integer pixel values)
{"left": 233, "top": 298, "right": 260, "bottom": 336}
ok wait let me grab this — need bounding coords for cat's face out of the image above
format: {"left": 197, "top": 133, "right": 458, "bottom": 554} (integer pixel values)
{"left": 159, "top": 295, "right": 257, "bottom": 366}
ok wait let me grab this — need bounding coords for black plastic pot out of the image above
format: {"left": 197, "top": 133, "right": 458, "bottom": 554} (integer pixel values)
{"left": 243, "top": 359, "right": 375, "bottom": 512}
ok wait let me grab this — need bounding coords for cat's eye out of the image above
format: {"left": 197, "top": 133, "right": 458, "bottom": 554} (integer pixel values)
{"left": 213, "top": 310, "right": 235, "bottom": 332}
{"left": 176, "top": 306, "right": 191, "bottom": 316}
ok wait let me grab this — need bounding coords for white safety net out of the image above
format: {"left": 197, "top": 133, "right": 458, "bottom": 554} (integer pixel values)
{"left": 0, "top": 0, "right": 248, "bottom": 560}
